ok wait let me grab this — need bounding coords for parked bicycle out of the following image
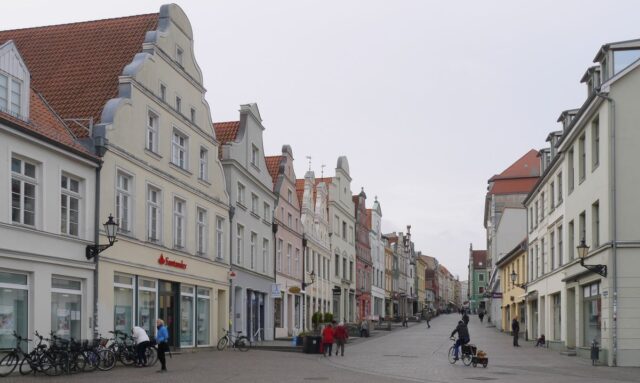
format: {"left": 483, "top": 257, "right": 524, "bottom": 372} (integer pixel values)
{"left": 217, "top": 329, "right": 249, "bottom": 352}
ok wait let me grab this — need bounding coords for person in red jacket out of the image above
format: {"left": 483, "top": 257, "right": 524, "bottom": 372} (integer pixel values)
{"left": 333, "top": 321, "right": 348, "bottom": 357}
{"left": 322, "top": 322, "right": 335, "bottom": 357}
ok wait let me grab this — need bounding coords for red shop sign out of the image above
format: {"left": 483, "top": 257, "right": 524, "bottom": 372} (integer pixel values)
{"left": 158, "top": 254, "right": 187, "bottom": 270}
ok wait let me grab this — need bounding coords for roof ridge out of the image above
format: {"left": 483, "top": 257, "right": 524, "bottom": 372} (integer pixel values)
{"left": 213, "top": 120, "right": 240, "bottom": 125}
{"left": 0, "top": 12, "right": 158, "bottom": 33}
{"left": 32, "top": 87, "right": 78, "bottom": 141}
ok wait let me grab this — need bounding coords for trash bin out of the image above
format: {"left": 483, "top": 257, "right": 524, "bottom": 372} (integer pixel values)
{"left": 302, "top": 335, "right": 322, "bottom": 354}
{"left": 590, "top": 340, "right": 600, "bottom": 366}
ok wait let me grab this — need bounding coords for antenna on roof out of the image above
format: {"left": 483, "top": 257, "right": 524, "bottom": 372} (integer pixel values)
{"left": 321, "top": 164, "right": 326, "bottom": 178}
{"left": 306, "top": 156, "right": 312, "bottom": 171}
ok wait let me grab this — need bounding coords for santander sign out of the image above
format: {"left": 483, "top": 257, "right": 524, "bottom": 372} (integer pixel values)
{"left": 158, "top": 254, "right": 187, "bottom": 270}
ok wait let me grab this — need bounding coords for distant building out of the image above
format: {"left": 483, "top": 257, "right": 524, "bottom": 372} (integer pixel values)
{"left": 468, "top": 246, "right": 488, "bottom": 313}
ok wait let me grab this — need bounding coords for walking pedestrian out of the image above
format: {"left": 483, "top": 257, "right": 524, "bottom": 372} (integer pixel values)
{"left": 360, "top": 320, "right": 370, "bottom": 337}
{"left": 156, "top": 319, "right": 169, "bottom": 372}
{"left": 478, "top": 309, "right": 485, "bottom": 323}
{"left": 462, "top": 311, "right": 469, "bottom": 326}
{"left": 322, "top": 322, "right": 334, "bottom": 357}
{"left": 426, "top": 310, "right": 431, "bottom": 329}
{"left": 334, "top": 321, "right": 348, "bottom": 356}
{"left": 131, "top": 325, "right": 150, "bottom": 367}
{"left": 512, "top": 317, "right": 520, "bottom": 347}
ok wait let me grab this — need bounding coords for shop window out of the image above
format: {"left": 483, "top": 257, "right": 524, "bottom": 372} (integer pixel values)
{"left": 180, "top": 285, "right": 195, "bottom": 347}
{"left": 583, "top": 282, "right": 601, "bottom": 345}
{"left": 114, "top": 274, "right": 134, "bottom": 334}
{"left": 196, "top": 288, "right": 210, "bottom": 346}
{"left": 274, "top": 298, "right": 282, "bottom": 328}
{"left": 138, "top": 279, "right": 157, "bottom": 335}
{"left": 0, "top": 271, "right": 28, "bottom": 349}
{"left": 51, "top": 277, "right": 82, "bottom": 340}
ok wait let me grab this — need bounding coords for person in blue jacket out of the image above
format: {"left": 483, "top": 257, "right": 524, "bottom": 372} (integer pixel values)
{"left": 156, "top": 319, "right": 169, "bottom": 372}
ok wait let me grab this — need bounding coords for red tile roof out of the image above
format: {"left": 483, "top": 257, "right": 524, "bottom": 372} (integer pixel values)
{"left": 0, "top": 89, "right": 96, "bottom": 159}
{"left": 471, "top": 250, "right": 487, "bottom": 269}
{"left": 490, "top": 178, "right": 539, "bottom": 195}
{"left": 265, "top": 155, "right": 283, "bottom": 189}
{"left": 213, "top": 121, "right": 240, "bottom": 159}
{"left": 0, "top": 13, "right": 159, "bottom": 138}
{"left": 295, "top": 179, "right": 306, "bottom": 209}
{"left": 489, "top": 149, "right": 540, "bottom": 181}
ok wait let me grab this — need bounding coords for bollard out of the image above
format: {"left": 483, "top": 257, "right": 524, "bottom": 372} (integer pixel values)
{"left": 590, "top": 339, "right": 599, "bottom": 366}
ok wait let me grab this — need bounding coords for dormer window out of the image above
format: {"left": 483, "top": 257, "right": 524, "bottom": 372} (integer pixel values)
{"left": 613, "top": 49, "right": 640, "bottom": 75}
{"left": 251, "top": 145, "right": 259, "bottom": 166}
{"left": 0, "top": 74, "right": 21, "bottom": 116}
{"left": 176, "top": 46, "right": 184, "bottom": 66}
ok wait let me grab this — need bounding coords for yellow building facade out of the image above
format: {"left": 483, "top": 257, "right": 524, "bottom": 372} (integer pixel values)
{"left": 497, "top": 241, "right": 527, "bottom": 332}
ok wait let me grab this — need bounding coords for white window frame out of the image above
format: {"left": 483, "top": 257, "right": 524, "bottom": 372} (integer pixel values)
{"left": 277, "top": 239, "right": 283, "bottom": 272}
{"left": 171, "top": 129, "right": 188, "bottom": 170}
{"left": 216, "top": 217, "right": 224, "bottom": 260}
{"left": 196, "top": 207, "right": 207, "bottom": 256}
{"left": 116, "top": 170, "right": 133, "bottom": 233}
{"left": 287, "top": 243, "right": 292, "bottom": 275}
{"left": 11, "top": 155, "right": 37, "bottom": 227}
{"left": 236, "top": 224, "right": 244, "bottom": 265}
{"left": 60, "top": 173, "right": 82, "bottom": 237}
{"left": 262, "top": 238, "right": 269, "bottom": 273}
{"left": 0, "top": 74, "right": 22, "bottom": 116}
{"left": 146, "top": 110, "right": 159, "bottom": 153}
{"left": 176, "top": 45, "right": 184, "bottom": 66}
{"left": 237, "top": 183, "right": 246, "bottom": 205}
{"left": 147, "top": 185, "right": 162, "bottom": 243}
{"left": 263, "top": 202, "right": 271, "bottom": 222}
{"left": 199, "top": 147, "right": 208, "bottom": 181}
{"left": 173, "top": 197, "right": 186, "bottom": 249}
{"left": 251, "top": 145, "right": 259, "bottom": 166}
{"left": 159, "top": 83, "right": 167, "bottom": 102}
{"left": 250, "top": 232, "right": 257, "bottom": 269}
{"left": 251, "top": 194, "right": 259, "bottom": 215}
{"left": 179, "top": 284, "right": 195, "bottom": 348}
{"left": 190, "top": 107, "right": 196, "bottom": 124}
{"left": 175, "top": 95, "right": 182, "bottom": 114}
{"left": 137, "top": 278, "right": 158, "bottom": 332}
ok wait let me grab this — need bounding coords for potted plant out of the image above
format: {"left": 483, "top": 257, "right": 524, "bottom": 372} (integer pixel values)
{"left": 311, "top": 312, "right": 323, "bottom": 331}
{"left": 323, "top": 312, "right": 334, "bottom": 323}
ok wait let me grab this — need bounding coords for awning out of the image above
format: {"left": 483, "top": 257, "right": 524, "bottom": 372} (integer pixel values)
{"left": 561, "top": 269, "right": 600, "bottom": 283}
{"left": 526, "top": 290, "right": 538, "bottom": 301}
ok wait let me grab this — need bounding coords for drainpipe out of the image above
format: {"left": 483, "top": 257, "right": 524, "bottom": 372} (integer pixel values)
{"left": 93, "top": 162, "right": 102, "bottom": 339}
{"left": 597, "top": 92, "right": 617, "bottom": 366}
{"left": 228, "top": 206, "right": 235, "bottom": 333}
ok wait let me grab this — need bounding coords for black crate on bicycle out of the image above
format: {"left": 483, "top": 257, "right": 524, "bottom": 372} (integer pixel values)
{"left": 462, "top": 344, "right": 477, "bottom": 356}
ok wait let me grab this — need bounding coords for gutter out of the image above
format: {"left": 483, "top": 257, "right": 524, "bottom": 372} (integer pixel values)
{"left": 596, "top": 92, "right": 617, "bottom": 366}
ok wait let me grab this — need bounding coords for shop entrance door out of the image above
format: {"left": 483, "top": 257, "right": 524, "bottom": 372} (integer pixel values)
{"left": 159, "top": 281, "right": 179, "bottom": 348}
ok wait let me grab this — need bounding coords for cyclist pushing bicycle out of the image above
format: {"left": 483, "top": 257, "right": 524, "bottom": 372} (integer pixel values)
{"left": 450, "top": 320, "right": 470, "bottom": 361}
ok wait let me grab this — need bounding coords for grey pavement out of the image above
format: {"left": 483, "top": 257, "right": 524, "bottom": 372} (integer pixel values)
{"left": 4, "top": 316, "right": 639, "bottom": 382}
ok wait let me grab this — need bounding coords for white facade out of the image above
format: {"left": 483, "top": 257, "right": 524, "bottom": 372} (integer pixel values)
{"left": 0, "top": 42, "right": 98, "bottom": 347}
{"left": 369, "top": 198, "right": 385, "bottom": 319}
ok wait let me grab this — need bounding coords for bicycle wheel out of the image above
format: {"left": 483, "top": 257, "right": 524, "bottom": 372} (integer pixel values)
{"left": 236, "top": 336, "right": 250, "bottom": 352}
{"left": 119, "top": 349, "right": 136, "bottom": 366}
{"left": 216, "top": 336, "right": 228, "bottom": 351}
{"left": 96, "top": 349, "right": 116, "bottom": 371}
{"left": 462, "top": 352, "right": 472, "bottom": 366}
{"left": 0, "top": 352, "right": 20, "bottom": 377}
{"left": 19, "top": 356, "right": 35, "bottom": 375}
{"left": 145, "top": 346, "right": 157, "bottom": 366}
{"left": 447, "top": 346, "right": 457, "bottom": 364}
{"left": 41, "top": 353, "right": 61, "bottom": 376}
{"left": 83, "top": 350, "right": 99, "bottom": 372}
{"left": 69, "top": 352, "right": 86, "bottom": 373}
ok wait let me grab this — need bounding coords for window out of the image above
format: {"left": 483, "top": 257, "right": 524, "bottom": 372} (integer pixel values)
{"left": 349, "top": 226, "right": 354, "bottom": 244}
{"left": 160, "top": 83, "right": 166, "bottom": 101}
{"left": 0, "top": 75, "right": 21, "bottom": 116}
{"left": 11, "top": 156, "right": 37, "bottom": 226}
{"left": 557, "top": 172, "right": 563, "bottom": 204}
{"left": 114, "top": 274, "right": 134, "bottom": 333}
{"left": 237, "top": 183, "right": 246, "bottom": 205}
{"left": 349, "top": 261, "right": 354, "bottom": 281}
{"left": 190, "top": 108, "right": 196, "bottom": 124}
{"left": 0, "top": 74, "right": 8, "bottom": 111}
{"left": 176, "top": 96, "right": 182, "bottom": 113}
{"left": 568, "top": 149, "right": 575, "bottom": 192}
{"left": 534, "top": 201, "right": 539, "bottom": 226}
{"left": 478, "top": 273, "right": 484, "bottom": 282}
{"left": 0, "top": 271, "right": 28, "bottom": 349}
{"left": 529, "top": 207, "right": 533, "bottom": 232}
{"left": 335, "top": 254, "right": 340, "bottom": 276}
{"left": 171, "top": 130, "right": 188, "bottom": 169}
{"left": 342, "top": 221, "right": 347, "bottom": 240}
{"left": 479, "top": 287, "right": 485, "bottom": 294}
{"left": 287, "top": 189, "right": 293, "bottom": 204}
{"left": 263, "top": 203, "right": 271, "bottom": 222}
{"left": 180, "top": 285, "right": 194, "bottom": 347}
{"left": 147, "top": 186, "right": 162, "bottom": 242}
{"left": 251, "top": 194, "right": 259, "bottom": 215}
{"left": 579, "top": 211, "right": 586, "bottom": 247}
{"left": 583, "top": 282, "right": 601, "bottom": 345}
{"left": 287, "top": 213, "right": 292, "bottom": 227}
{"left": 173, "top": 198, "right": 186, "bottom": 249}
{"left": 116, "top": 172, "right": 133, "bottom": 232}
{"left": 568, "top": 220, "right": 575, "bottom": 261}
{"left": 146, "top": 111, "right": 159, "bottom": 152}
{"left": 262, "top": 239, "right": 269, "bottom": 273}
{"left": 196, "top": 288, "right": 211, "bottom": 346}
{"left": 276, "top": 239, "right": 283, "bottom": 272}
{"left": 138, "top": 279, "right": 156, "bottom": 334}
{"left": 550, "top": 182, "right": 555, "bottom": 209}
{"left": 592, "top": 118, "right": 600, "bottom": 170}
{"left": 295, "top": 248, "right": 300, "bottom": 276}
{"left": 540, "top": 192, "right": 545, "bottom": 218}
{"left": 287, "top": 243, "right": 292, "bottom": 274}
{"left": 550, "top": 232, "right": 555, "bottom": 271}
{"left": 176, "top": 46, "right": 184, "bottom": 66}
{"left": 592, "top": 201, "right": 600, "bottom": 247}
{"left": 251, "top": 145, "right": 259, "bottom": 166}
{"left": 51, "top": 277, "right": 82, "bottom": 340}
{"left": 579, "top": 134, "right": 586, "bottom": 182}
{"left": 343, "top": 258, "right": 347, "bottom": 279}
{"left": 334, "top": 215, "right": 340, "bottom": 234}
{"left": 60, "top": 174, "right": 81, "bottom": 236}
{"left": 216, "top": 217, "right": 224, "bottom": 260}
{"left": 196, "top": 208, "right": 207, "bottom": 255}
{"left": 558, "top": 225, "right": 564, "bottom": 266}
{"left": 199, "top": 147, "right": 208, "bottom": 181}
{"left": 236, "top": 224, "right": 244, "bottom": 264}
{"left": 250, "top": 232, "right": 257, "bottom": 269}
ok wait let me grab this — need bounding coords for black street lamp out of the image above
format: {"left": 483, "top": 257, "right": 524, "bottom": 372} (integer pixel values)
{"left": 86, "top": 214, "right": 119, "bottom": 259}
{"left": 509, "top": 270, "right": 525, "bottom": 289}
{"left": 577, "top": 239, "right": 607, "bottom": 278}
{"left": 301, "top": 234, "right": 317, "bottom": 331}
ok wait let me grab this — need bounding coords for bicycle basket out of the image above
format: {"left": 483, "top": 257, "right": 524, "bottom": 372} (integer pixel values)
{"left": 99, "top": 338, "right": 109, "bottom": 347}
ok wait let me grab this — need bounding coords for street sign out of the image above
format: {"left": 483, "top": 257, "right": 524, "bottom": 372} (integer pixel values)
{"left": 271, "top": 284, "right": 281, "bottom": 298}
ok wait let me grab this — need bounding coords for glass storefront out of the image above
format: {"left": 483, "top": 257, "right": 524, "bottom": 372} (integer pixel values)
{"left": 196, "top": 288, "right": 210, "bottom": 346}
{"left": 553, "top": 294, "right": 561, "bottom": 341}
{"left": 51, "top": 277, "right": 82, "bottom": 340}
{"left": 180, "top": 285, "right": 194, "bottom": 347}
{"left": 0, "top": 271, "right": 28, "bottom": 349}
{"left": 114, "top": 274, "right": 134, "bottom": 333}
{"left": 583, "top": 282, "right": 601, "bottom": 345}
{"left": 138, "top": 279, "right": 157, "bottom": 334}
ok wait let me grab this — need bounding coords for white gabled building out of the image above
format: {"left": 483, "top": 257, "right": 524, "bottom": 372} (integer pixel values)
{"left": 525, "top": 37, "right": 640, "bottom": 366}
{"left": 368, "top": 198, "right": 386, "bottom": 320}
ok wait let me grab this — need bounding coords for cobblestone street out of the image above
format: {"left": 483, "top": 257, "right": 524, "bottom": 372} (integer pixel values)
{"left": 4, "top": 314, "right": 639, "bottom": 382}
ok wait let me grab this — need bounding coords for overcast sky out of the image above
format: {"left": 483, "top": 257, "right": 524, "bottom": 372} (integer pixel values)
{"left": 6, "top": 0, "right": 640, "bottom": 277}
